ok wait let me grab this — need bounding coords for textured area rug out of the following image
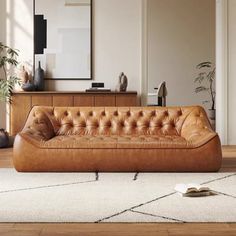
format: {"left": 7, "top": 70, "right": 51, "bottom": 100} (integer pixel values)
{"left": 0, "top": 169, "right": 235, "bottom": 223}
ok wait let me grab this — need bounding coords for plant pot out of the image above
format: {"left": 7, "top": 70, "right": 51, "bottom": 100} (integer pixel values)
{"left": 208, "top": 109, "right": 215, "bottom": 120}
{"left": 0, "top": 129, "right": 9, "bottom": 148}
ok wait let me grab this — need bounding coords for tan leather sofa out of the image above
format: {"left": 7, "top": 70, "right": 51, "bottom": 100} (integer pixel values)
{"left": 13, "top": 106, "right": 222, "bottom": 172}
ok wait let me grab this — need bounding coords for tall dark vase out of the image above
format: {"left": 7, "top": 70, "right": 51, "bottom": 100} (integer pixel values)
{"left": 34, "top": 61, "right": 44, "bottom": 91}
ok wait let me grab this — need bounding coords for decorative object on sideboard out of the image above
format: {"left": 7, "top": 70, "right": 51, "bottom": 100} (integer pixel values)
{"left": 86, "top": 82, "right": 111, "bottom": 92}
{"left": 92, "top": 82, "right": 105, "bottom": 88}
{"left": 116, "top": 72, "right": 128, "bottom": 92}
{"left": 0, "top": 42, "right": 21, "bottom": 102}
{"left": 19, "top": 65, "right": 35, "bottom": 91}
{"left": 0, "top": 129, "right": 9, "bottom": 148}
{"left": 34, "top": 61, "right": 44, "bottom": 91}
{"left": 20, "top": 66, "right": 29, "bottom": 84}
{"left": 194, "top": 61, "right": 215, "bottom": 121}
{"left": 22, "top": 81, "right": 36, "bottom": 91}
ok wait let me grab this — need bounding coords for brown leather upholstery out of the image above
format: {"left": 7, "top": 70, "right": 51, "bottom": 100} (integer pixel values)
{"left": 13, "top": 106, "right": 222, "bottom": 172}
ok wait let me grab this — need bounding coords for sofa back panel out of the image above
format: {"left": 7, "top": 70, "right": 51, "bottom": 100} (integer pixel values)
{"left": 33, "top": 106, "right": 196, "bottom": 136}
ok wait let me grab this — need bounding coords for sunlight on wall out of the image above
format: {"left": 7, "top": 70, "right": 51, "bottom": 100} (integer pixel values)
{"left": 6, "top": 0, "right": 33, "bottom": 65}
{"left": 0, "top": 0, "right": 7, "bottom": 130}
{"left": 3, "top": 0, "right": 34, "bottom": 131}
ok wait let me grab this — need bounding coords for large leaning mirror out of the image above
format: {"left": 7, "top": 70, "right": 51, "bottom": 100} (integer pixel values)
{"left": 34, "top": 0, "right": 92, "bottom": 80}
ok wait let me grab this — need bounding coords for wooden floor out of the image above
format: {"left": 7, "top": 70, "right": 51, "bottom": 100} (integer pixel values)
{"left": 0, "top": 147, "right": 235, "bottom": 236}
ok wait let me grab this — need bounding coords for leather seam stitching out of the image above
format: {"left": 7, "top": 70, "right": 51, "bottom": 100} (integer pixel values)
{"left": 18, "top": 134, "right": 218, "bottom": 150}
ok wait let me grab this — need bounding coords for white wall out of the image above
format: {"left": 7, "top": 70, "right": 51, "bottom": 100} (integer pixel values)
{"left": 147, "top": 0, "right": 216, "bottom": 110}
{"left": 215, "top": 0, "right": 228, "bottom": 144}
{"left": 0, "top": 0, "right": 7, "bottom": 129}
{"left": 228, "top": 0, "right": 236, "bottom": 144}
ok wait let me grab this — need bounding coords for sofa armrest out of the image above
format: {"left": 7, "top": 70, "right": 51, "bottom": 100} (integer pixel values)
{"left": 181, "top": 106, "right": 217, "bottom": 146}
{"left": 19, "top": 106, "right": 55, "bottom": 142}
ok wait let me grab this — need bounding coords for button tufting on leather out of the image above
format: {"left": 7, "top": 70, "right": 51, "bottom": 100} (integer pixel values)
{"left": 151, "top": 111, "right": 156, "bottom": 117}
{"left": 106, "top": 121, "right": 112, "bottom": 127}
{"left": 80, "top": 121, "right": 86, "bottom": 127}
{"left": 131, "top": 121, "right": 137, "bottom": 127}
{"left": 164, "top": 111, "right": 169, "bottom": 116}
{"left": 64, "top": 111, "right": 68, "bottom": 116}
{"left": 120, "top": 121, "right": 125, "bottom": 127}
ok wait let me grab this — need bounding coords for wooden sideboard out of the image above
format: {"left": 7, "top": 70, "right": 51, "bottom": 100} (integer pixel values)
{"left": 10, "top": 91, "right": 139, "bottom": 135}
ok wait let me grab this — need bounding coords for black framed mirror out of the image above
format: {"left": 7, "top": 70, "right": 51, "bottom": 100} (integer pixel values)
{"left": 34, "top": 0, "right": 92, "bottom": 80}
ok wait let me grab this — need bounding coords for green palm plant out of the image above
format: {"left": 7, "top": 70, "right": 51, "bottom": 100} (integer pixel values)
{"left": 194, "top": 61, "right": 215, "bottom": 110}
{"left": 0, "top": 42, "right": 21, "bottom": 102}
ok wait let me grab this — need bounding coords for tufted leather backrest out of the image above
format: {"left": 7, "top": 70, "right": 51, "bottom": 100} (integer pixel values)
{"left": 22, "top": 106, "right": 213, "bottom": 138}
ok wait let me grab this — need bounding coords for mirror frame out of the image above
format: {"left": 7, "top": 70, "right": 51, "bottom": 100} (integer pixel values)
{"left": 33, "top": 0, "right": 93, "bottom": 80}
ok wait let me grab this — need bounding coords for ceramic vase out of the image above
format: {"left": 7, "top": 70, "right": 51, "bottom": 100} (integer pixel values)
{"left": 34, "top": 61, "right": 44, "bottom": 91}
{"left": 20, "top": 66, "right": 29, "bottom": 84}
{"left": 22, "top": 81, "right": 36, "bottom": 91}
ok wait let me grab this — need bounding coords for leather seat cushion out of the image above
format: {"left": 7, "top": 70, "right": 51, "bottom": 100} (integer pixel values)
{"left": 32, "top": 135, "right": 189, "bottom": 149}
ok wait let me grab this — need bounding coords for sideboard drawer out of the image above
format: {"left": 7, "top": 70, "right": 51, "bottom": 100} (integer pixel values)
{"left": 53, "top": 95, "right": 73, "bottom": 106}
{"left": 116, "top": 94, "right": 138, "bottom": 106}
{"left": 94, "top": 95, "right": 116, "bottom": 106}
{"left": 74, "top": 95, "right": 94, "bottom": 106}
{"left": 32, "top": 95, "right": 52, "bottom": 106}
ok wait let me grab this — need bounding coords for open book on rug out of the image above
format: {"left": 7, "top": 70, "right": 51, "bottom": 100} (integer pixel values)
{"left": 174, "top": 183, "right": 212, "bottom": 197}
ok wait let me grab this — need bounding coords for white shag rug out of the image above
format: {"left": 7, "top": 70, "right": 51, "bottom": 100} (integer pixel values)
{"left": 0, "top": 169, "right": 235, "bottom": 223}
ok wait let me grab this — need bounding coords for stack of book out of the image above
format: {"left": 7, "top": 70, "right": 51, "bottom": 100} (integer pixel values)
{"left": 86, "top": 88, "right": 111, "bottom": 92}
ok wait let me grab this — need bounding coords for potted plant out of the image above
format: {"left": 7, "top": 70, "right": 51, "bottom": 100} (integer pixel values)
{"left": 0, "top": 42, "right": 20, "bottom": 148}
{"left": 194, "top": 61, "right": 215, "bottom": 120}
